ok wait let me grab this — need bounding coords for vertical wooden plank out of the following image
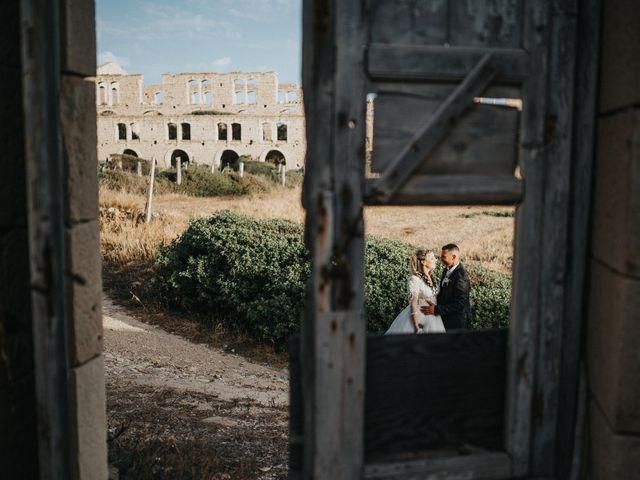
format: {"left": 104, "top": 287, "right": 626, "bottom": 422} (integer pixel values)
{"left": 531, "top": 0, "right": 578, "bottom": 473}
{"left": 556, "top": 0, "right": 601, "bottom": 477}
{"left": 19, "top": 0, "right": 73, "bottom": 478}
{"left": 300, "top": 0, "right": 332, "bottom": 476}
{"left": 449, "top": 0, "right": 523, "bottom": 48}
{"left": 506, "top": 1, "right": 550, "bottom": 477}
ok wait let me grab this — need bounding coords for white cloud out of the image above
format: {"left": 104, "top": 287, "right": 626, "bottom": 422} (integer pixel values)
{"left": 98, "top": 51, "right": 129, "bottom": 67}
{"left": 212, "top": 57, "right": 232, "bottom": 67}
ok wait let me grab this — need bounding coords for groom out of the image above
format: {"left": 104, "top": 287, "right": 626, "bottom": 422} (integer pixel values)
{"left": 421, "top": 243, "right": 473, "bottom": 330}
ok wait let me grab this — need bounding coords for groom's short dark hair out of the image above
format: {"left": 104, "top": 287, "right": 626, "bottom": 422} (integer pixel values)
{"left": 442, "top": 243, "right": 460, "bottom": 254}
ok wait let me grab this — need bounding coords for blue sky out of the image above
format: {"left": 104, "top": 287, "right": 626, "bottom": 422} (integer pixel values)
{"left": 96, "top": 0, "right": 302, "bottom": 85}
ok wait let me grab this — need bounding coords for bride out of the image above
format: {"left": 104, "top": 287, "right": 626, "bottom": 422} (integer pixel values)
{"left": 385, "top": 249, "right": 446, "bottom": 334}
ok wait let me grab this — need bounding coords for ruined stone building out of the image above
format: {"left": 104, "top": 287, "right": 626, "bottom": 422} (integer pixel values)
{"left": 95, "top": 62, "right": 306, "bottom": 170}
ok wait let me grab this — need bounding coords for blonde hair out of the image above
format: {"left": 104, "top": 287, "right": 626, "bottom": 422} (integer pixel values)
{"left": 410, "top": 249, "right": 435, "bottom": 289}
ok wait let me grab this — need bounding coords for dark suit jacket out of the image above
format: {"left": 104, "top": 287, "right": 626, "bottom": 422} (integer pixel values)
{"left": 435, "top": 263, "right": 473, "bottom": 330}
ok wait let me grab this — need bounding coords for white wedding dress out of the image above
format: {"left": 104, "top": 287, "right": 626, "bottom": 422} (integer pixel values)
{"left": 385, "top": 275, "right": 446, "bottom": 334}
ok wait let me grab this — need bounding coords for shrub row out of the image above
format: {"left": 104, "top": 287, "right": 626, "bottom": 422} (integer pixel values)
{"left": 99, "top": 163, "right": 302, "bottom": 197}
{"left": 151, "top": 211, "right": 512, "bottom": 347}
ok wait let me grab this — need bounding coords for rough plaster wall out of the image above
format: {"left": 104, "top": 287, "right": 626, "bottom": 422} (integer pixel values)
{"left": 586, "top": 0, "right": 640, "bottom": 478}
{"left": 94, "top": 70, "right": 306, "bottom": 169}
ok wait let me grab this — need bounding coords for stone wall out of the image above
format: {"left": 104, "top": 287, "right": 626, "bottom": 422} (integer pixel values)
{"left": 586, "top": 0, "right": 640, "bottom": 477}
{"left": 95, "top": 67, "right": 306, "bottom": 169}
{"left": 0, "top": 0, "right": 107, "bottom": 478}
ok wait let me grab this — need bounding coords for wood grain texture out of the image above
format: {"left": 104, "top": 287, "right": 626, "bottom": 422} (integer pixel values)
{"left": 291, "top": 331, "right": 508, "bottom": 468}
{"left": 370, "top": 91, "right": 520, "bottom": 177}
{"left": 364, "top": 452, "right": 511, "bottom": 480}
{"left": 365, "top": 174, "right": 523, "bottom": 206}
{"left": 556, "top": 1, "right": 601, "bottom": 477}
{"left": 506, "top": 1, "right": 550, "bottom": 476}
{"left": 369, "top": 54, "right": 498, "bottom": 203}
{"left": 368, "top": 44, "right": 529, "bottom": 82}
{"left": 449, "top": 0, "right": 523, "bottom": 48}
{"left": 531, "top": 2, "right": 579, "bottom": 475}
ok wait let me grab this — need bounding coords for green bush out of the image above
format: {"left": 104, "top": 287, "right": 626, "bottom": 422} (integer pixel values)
{"left": 156, "top": 165, "right": 273, "bottom": 197}
{"left": 151, "top": 212, "right": 512, "bottom": 348}
{"left": 109, "top": 154, "right": 152, "bottom": 175}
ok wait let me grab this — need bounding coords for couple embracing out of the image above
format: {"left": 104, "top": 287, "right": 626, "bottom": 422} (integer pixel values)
{"left": 385, "top": 244, "right": 472, "bottom": 335}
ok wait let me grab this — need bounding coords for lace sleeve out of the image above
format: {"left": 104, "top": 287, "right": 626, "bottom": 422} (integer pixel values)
{"left": 408, "top": 275, "right": 421, "bottom": 301}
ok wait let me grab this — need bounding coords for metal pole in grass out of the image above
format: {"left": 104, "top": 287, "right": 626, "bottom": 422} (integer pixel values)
{"left": 281, "top": 164, "right": 286, "bottom": 187}
{"left": 239, "top": 161, "right": 244, "bottom": 178}
{"left": 136, "top": 160, "right": 142, "bottom": 176}
{"left": 176, "top": 156, "right": 182, "bottom": 185}
{"left": 145, "top": 156, "right": 156, "bottom": 223}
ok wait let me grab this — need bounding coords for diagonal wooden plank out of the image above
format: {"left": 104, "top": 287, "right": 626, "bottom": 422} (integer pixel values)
{"left": 366, "top": 54, "right": 497, "bottom": 204}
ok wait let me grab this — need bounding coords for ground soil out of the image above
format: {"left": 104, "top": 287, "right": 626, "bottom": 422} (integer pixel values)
{"left": 104, "top": 297, "right": 289, "bottom": 480}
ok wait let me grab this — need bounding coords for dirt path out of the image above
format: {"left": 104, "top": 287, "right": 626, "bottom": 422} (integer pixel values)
{"left": 103, "top": 298, "right": 289, "bottom": 479}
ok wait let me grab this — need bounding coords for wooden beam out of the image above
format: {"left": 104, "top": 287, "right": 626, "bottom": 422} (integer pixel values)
{"left": 364, "top": 452, "right": 511, "bottom": 480}
{"left": 556, "top": 1, "right": 601, "bottom": 477}
{"left": 369, "top": 54, "right": 497, "bottom": 204}
{"left": 368, "top": 44, "right": 529, "bottom": 82}
{"left": 20, "top": 0, "right": 73, "bottom": 477}
{"left": 506, "top": 2, "right": 550, "bottom": 476}
{"left": 365, "top": 175, "right": 523, "bottom": 206}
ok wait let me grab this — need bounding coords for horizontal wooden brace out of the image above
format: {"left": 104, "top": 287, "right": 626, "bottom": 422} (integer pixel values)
{"left": 364, "top": 452, "right": 512, "bottom": 480}
{"left": 364, "top": 174, "right": 523, "bottom": 206}
{"left": 368, "top": 44, "right": 529, "bottom": 82}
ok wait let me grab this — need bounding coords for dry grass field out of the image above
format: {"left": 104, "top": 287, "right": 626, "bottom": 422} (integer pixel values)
{"left": 100, "top": 186, "right": 515, "bottom": 274}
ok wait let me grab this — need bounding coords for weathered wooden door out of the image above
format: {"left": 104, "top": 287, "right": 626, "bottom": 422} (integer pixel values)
{"left": 294, "top": 0, "right": 599, "bottom": 478}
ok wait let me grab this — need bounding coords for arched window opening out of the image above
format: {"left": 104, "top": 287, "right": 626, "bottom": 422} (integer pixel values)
{"left": 262, "top": 122, "right": 272, "bottom": 142}
{"left": 220, "top": 149, "right": 239, "bottom": 170}
{"left": 277, "top": 91, "right": 286, "bottom": 103}
{"left": 231, "top": 123, "right": 241, "bottom": 141}
{"left": 265, "top": 149, "right": 285, "bottom": 166}
{"left": 247, "top": 91, "right": 257, "bottom": 104}
{"left": 130, "top": 123, "right": 140, "bottom": 140}
{"left": 202, "top": 80, "right": 212, "bottom": 104}
{"left": 123, "top": 149, "right": 138, "bottom": 157}
{"left": 170, "top": 149, "right": 190, "bottom": 168}
{"left": 154, "top": 91, "right": 163, "bottom": 105}
{"left": 277, "top": 123, "right": 288, "bottom": 141}
{"left": 188, "top": 79, "right": 199, "bottom": 104}
{"left": 181, "top": 123, "right": 191, "bottom": 141}
{"left": 234, "top": 79, "right": 246, "bottom": 104}
{"left": 168, "top": 123, "right": 177, "bottom": 140}
{"left": 110, "top": 87, "right": 119, "bottom": 105}
{"left": 218, "top": 123, "right": 228, "bottom": 141}
{"left": 247, "top": 78, "right": 257, "bottom": 87}
{"left": 287, "top": 90, "right": 297, "bottom": 102}
{"left": 98, "top": 84, "right": 107, "bottom": 105}
{"left": 117, "top": 123, "right": 126, "bottom": 140}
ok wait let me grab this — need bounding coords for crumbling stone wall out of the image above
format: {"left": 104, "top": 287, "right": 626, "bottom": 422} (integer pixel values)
{"left": 95, "top": 67, "right": 306, "bottom": 169}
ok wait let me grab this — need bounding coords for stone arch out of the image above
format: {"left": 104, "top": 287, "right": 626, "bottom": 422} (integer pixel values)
{"left": 164, "top": 148, "right": 192, "bottom": 168}
{"left": 216, "top": 149, "right": 239, "bottom": 170}
{"left": 122, "top": 149, "right": 138, "bottom": 157}
{"left": 262, "top": 149, "right": 286, "bottom": 166}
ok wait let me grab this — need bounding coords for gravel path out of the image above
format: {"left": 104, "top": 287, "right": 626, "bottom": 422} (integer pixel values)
{"left": 103, "top": 297, "right": 288, "bottom": 407}
{"left": 103, "top": 297, "right": 290, "bottom": 479}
